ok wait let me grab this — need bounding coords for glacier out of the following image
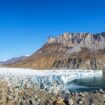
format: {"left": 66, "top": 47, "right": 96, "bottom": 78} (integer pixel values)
{"left": 0, "top": 68, "right": 103, "bottom": 92}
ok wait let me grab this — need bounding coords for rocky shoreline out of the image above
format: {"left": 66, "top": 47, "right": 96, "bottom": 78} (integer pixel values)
{"left": 0, "top": 78, "right": 105, "bottom": 105}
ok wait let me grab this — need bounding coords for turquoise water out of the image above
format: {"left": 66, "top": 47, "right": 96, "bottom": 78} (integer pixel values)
{"left": 66, "top": 72, "right": 105, "bottom": 92}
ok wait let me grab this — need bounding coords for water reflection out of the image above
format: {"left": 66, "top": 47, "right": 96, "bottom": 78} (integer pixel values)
{"left": 66, "top": 71, "right": 105, "bottom": 92}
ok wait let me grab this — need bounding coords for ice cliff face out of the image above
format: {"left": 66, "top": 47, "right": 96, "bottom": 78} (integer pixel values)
{"left": 0, "top": 68, "right": 102, "bottom": 93}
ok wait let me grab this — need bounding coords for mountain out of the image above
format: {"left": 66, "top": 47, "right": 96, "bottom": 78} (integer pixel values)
{"left": 0, "top": 56, "right": 28, "bottom": 65}
{"left": 6, "top": 32, "right": 105, "bottom": 70}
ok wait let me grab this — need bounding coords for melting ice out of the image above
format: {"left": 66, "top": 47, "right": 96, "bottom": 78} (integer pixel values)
{"left": 0, "top": 68, "right": 103, "bottom": 92}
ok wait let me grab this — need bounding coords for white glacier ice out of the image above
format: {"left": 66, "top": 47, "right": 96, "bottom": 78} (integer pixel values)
{"left": 0, "top": 68, "right": 103, "bottom": 91}
{"left": 0, "top": 68, "right": 102, "bottom": 81}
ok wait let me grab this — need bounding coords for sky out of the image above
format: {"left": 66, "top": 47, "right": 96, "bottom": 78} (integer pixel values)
{"left": 0, "top": 0, "right": 105, "bottom": 60}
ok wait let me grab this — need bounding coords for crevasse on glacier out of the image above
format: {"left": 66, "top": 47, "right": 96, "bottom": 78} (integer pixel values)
{"left": 0, "top": 68, "right": 102, "bottom": 91}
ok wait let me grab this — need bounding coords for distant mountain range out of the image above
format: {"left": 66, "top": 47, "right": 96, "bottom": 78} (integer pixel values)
{"left": 0, "top": 56, "right": 27, "bottom": 65}
{"left": 4, "top": 32, "right": 105, "bottom": 70}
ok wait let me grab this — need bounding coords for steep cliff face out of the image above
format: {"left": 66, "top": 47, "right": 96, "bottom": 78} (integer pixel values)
{"left": 6, "top": 32, "right": 105, "bottom": 70}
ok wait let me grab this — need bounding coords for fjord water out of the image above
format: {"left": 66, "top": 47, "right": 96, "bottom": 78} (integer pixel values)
{"left": 66, "top": 71, "right": 105, "bottom": 92}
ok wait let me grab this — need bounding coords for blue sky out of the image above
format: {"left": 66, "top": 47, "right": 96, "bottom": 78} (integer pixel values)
{"left": 0, "top": 0, "right": 105, "bottom": 60}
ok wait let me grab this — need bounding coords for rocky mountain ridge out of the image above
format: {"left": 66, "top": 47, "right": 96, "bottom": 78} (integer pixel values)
{"left": 6, "top": 32, "right": 105, "bottom": 70}
{"left": 48, "top": 32, "right": 105, "bottom": 51}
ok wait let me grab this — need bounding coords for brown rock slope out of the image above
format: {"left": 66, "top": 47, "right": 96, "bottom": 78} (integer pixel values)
{"left": 6, "top": 32, "right": 105, "bottom": 70}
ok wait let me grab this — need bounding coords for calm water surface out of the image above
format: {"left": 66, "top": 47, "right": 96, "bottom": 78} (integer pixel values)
{"left": 66, "top": 71, "right": 105, "bottom": 92}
